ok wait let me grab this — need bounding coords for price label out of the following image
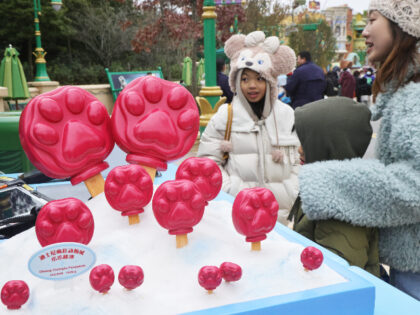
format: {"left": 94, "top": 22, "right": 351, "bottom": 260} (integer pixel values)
{"left": 28, "top": 242, "right": 96, "bottom": 280}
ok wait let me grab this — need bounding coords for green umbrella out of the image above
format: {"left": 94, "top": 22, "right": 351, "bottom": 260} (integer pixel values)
{"left": 197, "top": 58, "right": 205, "bottom": 85}
{"left": 0, "top": 45, "right": 30, "bottom": 110}
{"left": 182, "top": 57, "right": 192, "bottom": 86}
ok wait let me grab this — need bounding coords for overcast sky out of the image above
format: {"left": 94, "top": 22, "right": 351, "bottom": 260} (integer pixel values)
{"left": 316, "top": 0, "right": 369, "bottom": 13}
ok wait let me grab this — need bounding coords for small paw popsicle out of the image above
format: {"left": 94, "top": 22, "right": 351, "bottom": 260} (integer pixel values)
{"left": 232, "top": 188, "right": 279, "bottom": 251}
{"left": 104, "top": 165, "right": 153, "bottom": 225}
{"left": 220, "top": 262, "right": 242, "bottom": 282}
{"left": 198, "top": 266, "right": 222, "bottom": 294}
{"left": 118, "top": 265, "right": 144, "bottom": 290}
{"left": 111, "top": 76, "right": 199, "bottom": 181}
{"left": 1, "top": 280, "right": 30, "bottom": 310}
{"left": 89, "top": 264, "right": 115, "bottom": 294}
{"left": 175, "top": 157, "right": 222, "bottom": 204}
{"left": 301, "top": 246, "right": 324, "bottom": 271}
{"left": 152, "top": 180, "right": 206, "bottom": 248}
{"left": 19, "top": 86, "right": 114, "bottom": 197}
{"left": 35, "top": 198, "right": 95, "bottom": 247}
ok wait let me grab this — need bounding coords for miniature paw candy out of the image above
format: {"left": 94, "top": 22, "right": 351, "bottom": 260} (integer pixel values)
{"left": 111, "top": 76, "right": 199, "bottom": 180}
{"left": 301, "top": 246, "right": 324, "bottom": 271}
{"left": 118, "top": 265, "right": 144, "bottom": 290}
{"left": 232, "top": 188, "right": 279, "bottom": 251}
{"left": 198, "top": 266, "right": 222, "bottom": 293}
{"left": 220, "top": 262, "right": 242, "bottom": 282}
{"left": 1, "top": 280, "right": 30, "bottom": 310}
{"left": 19, "top": 86, "right": 114, "bottom": 197}
{"left": 152, "top": 179, "right": 206, "bottom": 248}
{"left": 176, "top": 157, "right": 222, "bottom": 203}
{"left": 89, "top": 264, "right": 115, "bottom": 293}
{"left": 105, "top": 165, "right": 153, "bottom": 225}
{"left": 35, "top": 198, "right": 94, "bottom": 247}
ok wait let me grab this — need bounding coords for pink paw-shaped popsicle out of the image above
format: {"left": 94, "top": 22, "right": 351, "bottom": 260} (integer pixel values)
{"left": 198, "top": 266, "right": 222, "bottom": 293}
{"left": 1, "top": 280, "right": 30, "bottom": 310}
{"left": 118, "top": 265, "right": 144, "bottom": 290}
{"left": 220, "top": 262, "right": 242, "bottom": 282}
{"left": 301, "top": 246, "right": 324, "bottom": 271}
{"left": 89, "top": 264, "right": 115, "bottom": 293}
{"left": 19, "top": 86, "right": 114, "bottom": 194}
{"left": 35, "top": 198, "right": 95, "bottom": 247}
{"left": 105, "top": 164, "right": 153, "bottom": 225}
{"left": 111, "top": 76, "right": 199, "bottom": 173}
{"left": 176, "top": 157, "right": 222, "bottom": 203}
{"left": 232, "top": 188, "right": 279, "bottom": 251}
{"left": 152, "top": 179, "right": 206, "bottom": 248}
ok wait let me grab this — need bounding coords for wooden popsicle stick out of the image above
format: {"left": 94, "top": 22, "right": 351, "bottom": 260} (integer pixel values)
{"left": 128, "top": 215, "right": 140, "bottom": 225}
{"left": 207, "top": 290, "right": 213, "bottom": 294}
{"left": 176, "top": 234, "right": 188, "bottom": 248}
{"left": 140, "top": 165, "right": 156, "bottom": 182}
{"left": 84, "top": 173, "right": 105, "bottom": 197}
{"left": 251, "top": 241, "right": 261, "bottom": 251}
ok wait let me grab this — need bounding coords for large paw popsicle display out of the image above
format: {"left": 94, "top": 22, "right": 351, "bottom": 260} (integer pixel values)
{"left": 111, "top": 76, "right": 199, "bottom": 181}
{"left": 19, "top": 86, "right": 114, "bottom": 197}
{"left": 232, "top": 188, "right": 279, "bottom": 251}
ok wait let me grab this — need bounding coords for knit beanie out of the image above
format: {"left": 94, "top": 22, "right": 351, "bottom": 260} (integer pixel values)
{"left": 369, "top": 0, "right": 420, "bottom": 38}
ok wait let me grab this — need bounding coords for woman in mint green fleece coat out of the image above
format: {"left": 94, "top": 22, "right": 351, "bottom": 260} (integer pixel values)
{"left": 298, "top": 1, "right": 420, "bottom": 300}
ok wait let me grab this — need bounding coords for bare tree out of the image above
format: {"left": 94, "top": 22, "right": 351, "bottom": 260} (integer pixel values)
{"left": 70, "top": 1, "right": 137, "bottom": 67}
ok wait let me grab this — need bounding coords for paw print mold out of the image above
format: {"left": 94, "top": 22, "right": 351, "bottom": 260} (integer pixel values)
{"left": 232, "top": 188, "right": 279, "bottom": 250}
{"left": 111, "top": 76, "right": 199, "bottom": 172}
{"left": 176, "top": 157, "right": 223, "bottom": 203}
{"left": 104, "top": 164, "right": 153, "bottom": 224}
{"left": 35, "top": 198, "right": 95, "bottom": 247}
{"left": 152, "top": 179, "right": 206, "bottom": 248}
{"left": 19, "top": 86, "right": 114, "bottom": 185}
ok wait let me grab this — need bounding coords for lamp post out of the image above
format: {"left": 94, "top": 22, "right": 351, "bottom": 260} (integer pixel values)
{"left": 199, "top": 0, "right": 244, "bottom": 109}
{"left": 33, "top": 0, "right": 62, "bottom": 81}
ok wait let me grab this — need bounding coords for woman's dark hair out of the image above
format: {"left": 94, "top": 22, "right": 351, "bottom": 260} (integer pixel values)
{"left": 372, "top": 20, "right": 419, "bottom": 102}
{"left": 216, "top": 58, "right": 226, "bottom": 72}
{"left": 298, "top": 51, "right": 311, "bottom": 62}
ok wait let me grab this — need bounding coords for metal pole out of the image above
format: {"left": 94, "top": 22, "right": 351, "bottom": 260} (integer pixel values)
{"left": 199, "top": 0, "right": 222, "bottom": 109}
{"left": 33, "top": 0, "right": 51, "bottom": 81}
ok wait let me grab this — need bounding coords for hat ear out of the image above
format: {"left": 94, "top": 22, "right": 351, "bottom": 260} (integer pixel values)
{"left": 225, "top": 34, "right": 246, "bottom": 60}
{"left": 271, "top": 45, "right": 296, "bottom": 77}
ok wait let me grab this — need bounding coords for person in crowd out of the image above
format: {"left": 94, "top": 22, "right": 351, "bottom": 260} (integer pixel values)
{"left": 297, "top": 0, "right": 420, "bottom": 300}
{"left": 289, "top": 97, "right": 379, "bottom": 277}
{"left": 353, "top": 70, "right": 362, "bottom": 102}
{"left": 325, "top": 69, "right": 340, "bottom": 97}
{"left": 339, "top": 60, "right": 356, "bottom": 98}
{"left": 216, "top": 58, "right": 234, "bottom": 103}
{"left": 197, "top": 31, "right": 300, "bottom": 225}
{"left": 284, "top": 51, "right": 326, "bottom": 109}
{"left": 363, "top": 67, "right": 376, "bottom": 85}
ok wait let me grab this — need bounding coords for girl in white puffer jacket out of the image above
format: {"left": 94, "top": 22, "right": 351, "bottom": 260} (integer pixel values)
{"left": 197, "top": 31, "right": 300, "bottom": 225}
